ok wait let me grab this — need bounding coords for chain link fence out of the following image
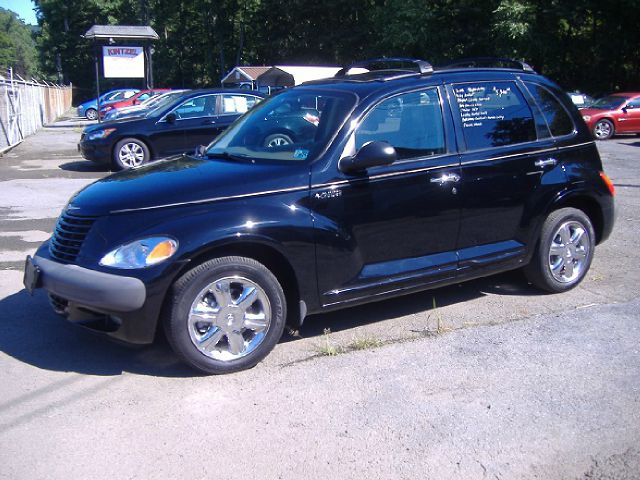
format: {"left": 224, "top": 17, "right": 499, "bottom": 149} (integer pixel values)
{"left": 0, "top": 68, "right": 73, "bottom": 153}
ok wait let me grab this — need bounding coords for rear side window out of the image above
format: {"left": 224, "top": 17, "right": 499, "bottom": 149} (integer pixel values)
{"left": 220, "top": 94, "right": 260, "bottom": 115}
{"left": 525, "top": 83, "right": 575, "bottom": 137}
{"left": 354, "top": 88, "right": 446, "bottom": 160}
{"left": 452, "top": 81, "right": 536, "bottom": 150}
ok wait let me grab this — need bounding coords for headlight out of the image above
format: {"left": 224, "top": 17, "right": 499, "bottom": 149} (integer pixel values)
{"left": 100, "top": 237, "right": 178, "bottom": 269}
{"left": 582, "top": 115, "right": 591, "bottom": 122}
{"left": 87, "top": 128, "right": 116, "bottom": 140}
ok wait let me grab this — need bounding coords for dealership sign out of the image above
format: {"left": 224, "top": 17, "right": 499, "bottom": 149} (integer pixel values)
{"left": 102, "top": 46, "right": 144, "bottom": 78}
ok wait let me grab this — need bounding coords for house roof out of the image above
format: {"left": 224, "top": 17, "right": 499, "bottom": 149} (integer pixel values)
{"left": 258, "top": 66, "right": 342, "bottom": 87}
{"left": 221, "top": 66, "right": 271, "bottom": 84}
{"left": 84, "top": 25, "right": 159, "bottom": 40}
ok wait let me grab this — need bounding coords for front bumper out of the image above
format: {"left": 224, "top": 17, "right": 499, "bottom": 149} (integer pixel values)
{"left": 28, "top": 255, "right": 146, "bottom": 312}
{"left": 24, "top": 252, "right": 163, "bottom": 344}
{"left": 78, "top": 139, "right": 112, "bottom": 164}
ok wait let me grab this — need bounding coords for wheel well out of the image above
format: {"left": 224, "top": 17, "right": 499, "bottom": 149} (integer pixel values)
{"left": 174, "top": 242, "right": 302, "bottom": 325}
{"left": 264, "top": 129, "right": 296, "bottom": 141}
{"left": 595, "top": 117, "right": 615, "bottom": 131}
{"left": 555, "top": 196, "right": 605, "bottom": 244}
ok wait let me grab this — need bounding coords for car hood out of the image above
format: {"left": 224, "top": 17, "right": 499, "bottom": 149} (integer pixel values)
{"left": 66, "top": 155, "right": 310, "bottom": 216}
{"left": 83, "top": 116, "right": 148, "bottom": 133}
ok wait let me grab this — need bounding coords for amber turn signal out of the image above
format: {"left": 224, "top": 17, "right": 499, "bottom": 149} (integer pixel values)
{"left": 599, "top": 172, "right": 615, "bottom": 196}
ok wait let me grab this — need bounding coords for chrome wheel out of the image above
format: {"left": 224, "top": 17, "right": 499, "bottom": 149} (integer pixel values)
{"left": 548, "top": 220, "right": 590, "bottom": 283}
{"left": 188, "top": 276, "right": 271, "bottom": 361}
{"left": 118, "top": 142, "right": 145, "bottom": 168}
{"left": 265, "top": 134, "right": 293, "bottom": 148}
{"left": 594, "top": 120, "right": 613, "bottom": 140}
{"left": 85, "top": 108, "right": 98, "bottom": 120}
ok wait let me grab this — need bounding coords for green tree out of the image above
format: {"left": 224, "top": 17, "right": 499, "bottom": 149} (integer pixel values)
{"left": 0, "top": 8, "right": 40, "bottom": 77}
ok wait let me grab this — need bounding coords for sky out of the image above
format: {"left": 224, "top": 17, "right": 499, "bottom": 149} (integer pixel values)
{"left": 0, "top": 0, "right": 38, "bottom": 25}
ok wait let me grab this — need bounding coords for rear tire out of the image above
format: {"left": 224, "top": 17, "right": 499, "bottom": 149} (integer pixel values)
{"left": 264, "top": 133, "right": 293, "bottom": 147}
{"left": 524, "top": 208, "right": 595, "bottom": 293}
{"left": 164, "top": 256, "right": 287, "bottom": 374}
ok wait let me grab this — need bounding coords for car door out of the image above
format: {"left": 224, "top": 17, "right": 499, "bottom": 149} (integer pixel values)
{"left": 447, "top": 79, "right": 564, "bottom": 277}
{"left": 175, "top": 94, "right": 228, "bottom": 151}
{"left": 311, "top": 86, "right": 462, "bottom": 306}
{"left": 618, "top": 97, "right": 640, "bottom": 132}
{"left": 148, "top": 97, "right": 202, "bottom": 157}
{"left": 149, "top": 95, "right": 217, "bottom": 157}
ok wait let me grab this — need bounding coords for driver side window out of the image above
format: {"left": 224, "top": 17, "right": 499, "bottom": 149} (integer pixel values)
{"left": 174, "top": 95, "right": 218, "bottom": 119}
{"left": 626, "top": 98, "right": 640, "bottom": 109}
{"left": 354, "top": 88, "right": 446, "bottom": 161}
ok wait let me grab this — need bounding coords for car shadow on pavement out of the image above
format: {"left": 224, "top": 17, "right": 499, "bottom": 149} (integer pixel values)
{"left": 287, "top": 269, "right": 540, "bottom": 340}
{"left": 0, "top": 289, "right": 195, "bottom": 377}
{"left": 59, "top": 161, "right": 111, "bottom": 173}
{"left": 0, "top": 270, "right": 540, "bottom": 376}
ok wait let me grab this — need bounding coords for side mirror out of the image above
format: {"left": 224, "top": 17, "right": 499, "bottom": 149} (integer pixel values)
{"left": 133, "top": 99, "right": 140, "bottom": 105}
{"left": 165, "top": 113, "right": 177, "bottom": 123}
{"left": 622, "top": 107, "right": 628, "bottom": 114}
{"left": 339, "top": 141, "right": 397, "bottom": 174}
{"left": 196, "top": 145, "right": 206, "bottom": 157}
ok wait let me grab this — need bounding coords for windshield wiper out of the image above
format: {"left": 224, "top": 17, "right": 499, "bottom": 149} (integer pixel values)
{"left": 205, "top": 151, "right": 251, "bottom": 162}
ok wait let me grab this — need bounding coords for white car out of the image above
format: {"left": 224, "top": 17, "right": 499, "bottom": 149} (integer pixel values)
{"left": 103, "top": 90, "right": 190, "bottom": 121}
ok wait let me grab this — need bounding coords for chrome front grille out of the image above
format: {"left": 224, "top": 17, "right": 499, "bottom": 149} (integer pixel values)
{"left": 49, "top": 211, "right": 96, "bottom": 263}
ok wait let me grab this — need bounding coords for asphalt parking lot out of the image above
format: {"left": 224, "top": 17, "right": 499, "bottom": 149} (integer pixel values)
{"left": 0, "top": 116, "right": 639, "bottom": 479}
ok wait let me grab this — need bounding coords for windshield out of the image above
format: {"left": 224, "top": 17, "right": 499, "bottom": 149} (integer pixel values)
{"left": 205, "top": 89, "right": 357, "bottom": 162}
{"left": 590, "top": 95, "right": 628, "bottom": 110}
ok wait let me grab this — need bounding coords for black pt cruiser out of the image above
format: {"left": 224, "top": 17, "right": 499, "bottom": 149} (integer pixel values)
{"left": 25, "top": 58, "right": 615, "bottom": 374}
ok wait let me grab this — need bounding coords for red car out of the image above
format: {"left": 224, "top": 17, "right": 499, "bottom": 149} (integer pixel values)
{"left": 581, "top": 92, "right": 640, "bottom": 140}
{"left": 99, "top": 88, "right": 171, "bottom": 119}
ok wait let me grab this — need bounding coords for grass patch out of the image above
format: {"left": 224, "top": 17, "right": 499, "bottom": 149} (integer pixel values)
{"left": 315, "top": 328, "right": 345, "bottom": 356}
{"left": 348, "top": 336, "right": 384, "bottom": 351}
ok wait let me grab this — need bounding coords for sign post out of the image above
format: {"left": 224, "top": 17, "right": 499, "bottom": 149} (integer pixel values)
{"left": 84, "top": 25, "right": 159, "bottom": 122}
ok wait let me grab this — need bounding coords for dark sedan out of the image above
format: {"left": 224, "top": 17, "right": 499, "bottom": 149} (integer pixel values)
{"left": 79, "top": 89, "right": 265, "bottom": 170}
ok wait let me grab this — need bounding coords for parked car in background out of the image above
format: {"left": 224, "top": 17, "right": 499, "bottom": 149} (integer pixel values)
{"left": 99, "top": 88, "right": 171, "bottom": 119}
{"left": 567, "top": 91, "right": 594, "bottom": 109}
{"left": 31, "top": 58, "right": 615, "bottom": 374}
{"left": 581, "top": 92, "right": 640, "bottom": 139}
{"left": 77, "top": 89, "right": 139, "bottom": 120}
{"left": 79, "top": 89, "right": 264, "bottom": 170}
{"left": 257, "top": 95, "right": 322, "bottom": 147}
{"left": 104, "top": 90, "right": 191, "bottom": 121}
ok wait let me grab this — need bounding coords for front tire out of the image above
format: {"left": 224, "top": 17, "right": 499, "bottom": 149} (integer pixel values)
{"left": 85, "top": 108, "right": 98, "bottom": 120}
{"left": 164, "top": 256, "right": 287, "bottom": 374}
{"left": 524, "top": 208, "right": 595, "bottom": 293}
{"left": 112, "top": 138, "right": 150, "bottom": 170}
{"left": 593, "top": 119, "right": 614, "bottom": 140}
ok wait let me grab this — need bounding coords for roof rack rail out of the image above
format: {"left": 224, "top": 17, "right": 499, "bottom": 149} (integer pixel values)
{"left": 335, "top": 57, "right": 434, "bottom": 77}
{"left": 440, "top": 57, "right": 535, "bottom": 73}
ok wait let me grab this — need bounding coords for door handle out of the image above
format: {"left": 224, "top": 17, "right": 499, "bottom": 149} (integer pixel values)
{"left": 534, "top": 158, "right": 557, "bottom": 168}
{"left": 430, "top": 173, "right": 460, "bottom": 185}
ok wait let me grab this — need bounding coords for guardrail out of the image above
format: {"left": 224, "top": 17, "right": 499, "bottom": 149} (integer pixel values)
{"left": 0, "top": 68, "right": 73, "bottom": 153}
